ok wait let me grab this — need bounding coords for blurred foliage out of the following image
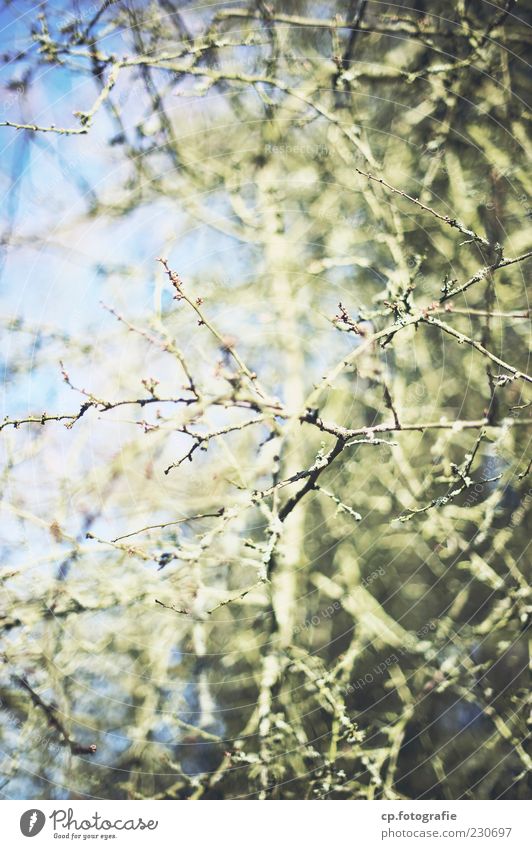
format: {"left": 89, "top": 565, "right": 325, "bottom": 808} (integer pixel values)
{"left": 0, "top": 0, "right": 530, "bottom": 800}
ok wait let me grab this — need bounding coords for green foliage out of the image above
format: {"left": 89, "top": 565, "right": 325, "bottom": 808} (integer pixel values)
{"left": 0, "top": 0, "right": 530, "bottom": 800}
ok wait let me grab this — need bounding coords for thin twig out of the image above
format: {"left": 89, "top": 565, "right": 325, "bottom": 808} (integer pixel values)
{"left": 112, "top": 509, "right": 224, "bottom": 542}
{"left": 424, "top": 316, "right": 532, "bottom": 384}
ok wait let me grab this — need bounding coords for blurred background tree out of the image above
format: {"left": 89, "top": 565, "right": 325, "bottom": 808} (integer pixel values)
{"left": 0, "top": 0, "right": 530, "bottom": 799}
